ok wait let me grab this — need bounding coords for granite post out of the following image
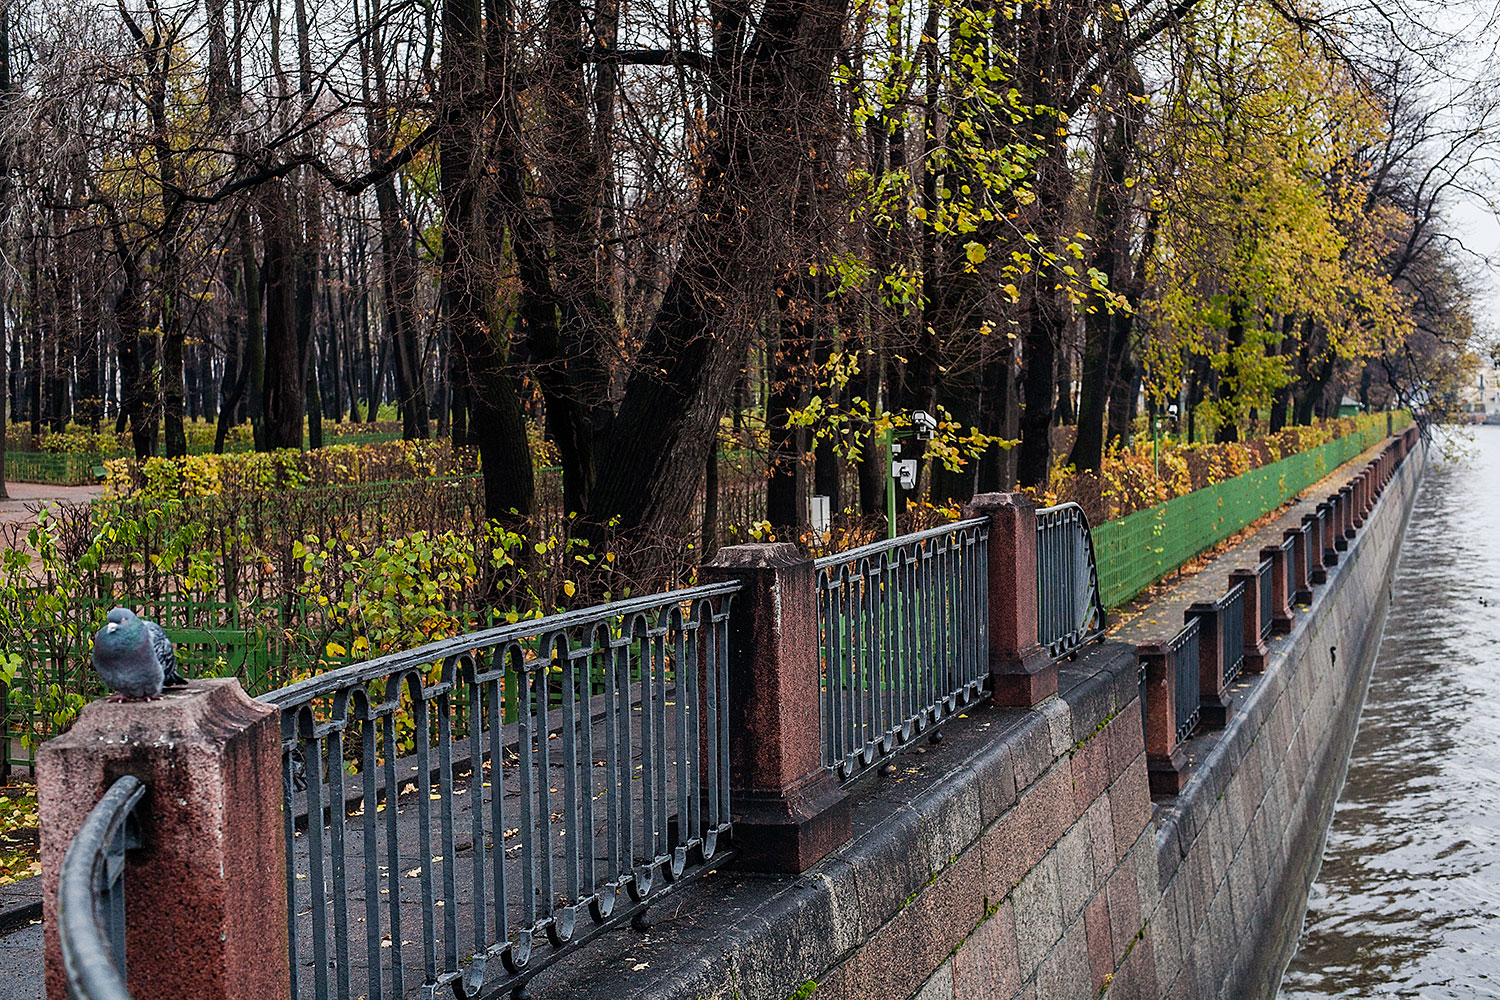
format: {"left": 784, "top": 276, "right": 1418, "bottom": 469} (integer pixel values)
{"left": 1319, "top": 502, "right": 1340, "bottom": 567}
{"left": 965, "top": 493, "right": 1056, "bottom": 707}
{"left": 1140, "top": 644, "right": 1189, "bottom": 795}
{"left": 701, "top": 542, "right": 850, "bottom": 872}
{"left": 1303, "top": 512, "right": 1328, "bottom": 586}
{"left": 39, "top": 679, "right": 288, "bottom": 1000}
{"left": 1230, "top": 567, "right": 1269, "bottom": 672}
{"left": 1184, "top": 601, "right": 1233, "bottom": 729}
{"left": 1261, "top": 543, "right": 1295, "bottom": 634}
{"left": 1285, "top": 525, "right": 1314, "bottom": 604}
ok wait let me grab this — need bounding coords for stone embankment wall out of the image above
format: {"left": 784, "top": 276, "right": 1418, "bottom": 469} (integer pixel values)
{"left": 534, "top": 435, "right": 1425, "bottom": 1000}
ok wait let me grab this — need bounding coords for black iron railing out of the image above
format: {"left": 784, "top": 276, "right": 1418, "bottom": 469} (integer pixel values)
{"left": 814, "top": 519, "right": 989, "bottom": 780}
{"left": 1282, "top": 534, "right": 1298, "bottom": 605}
{"left": 1170, "top": 619, "right": 1202, "bottom": 743}
{"left": 1257, "top": 558, "right": 1274, "bottom": 641}
{"left": 262, "top": 582, "right": 738, "bottom": 1000}
{"left": 1221, "top": 582, "right": 1247, "bottom": 685}
{"left": 1035, "top": 503, "right": 1108, "bottom": 658}
{"left": 57, "top": 774, "right": 147, "bottom": 1000}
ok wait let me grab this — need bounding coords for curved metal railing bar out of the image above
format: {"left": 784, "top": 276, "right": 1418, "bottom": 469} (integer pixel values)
{"left": 58, "top": 774, "right": 147, "bottom": 1000}
{"left": 1035, "top": 503, "right": 1109, "bottom": 658}
{"left": 813, "top": 518, "right": 990, "bottom": 781}
{"left": 262, "top": 581, "right": 739, "bottom": 1000}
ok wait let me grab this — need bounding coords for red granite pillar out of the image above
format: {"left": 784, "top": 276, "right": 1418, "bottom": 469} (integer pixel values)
{"left": 1140, "top": 645, "right": 1188, "bottom": 795}
{"left": 701, "top": 542, "right": 850, "bottom": 872}
{"left": 965, "top": 493, "right": 1056, "bottom": 707}
{"left": 1283, "top": 525, "right": 1313, "bottom": 605}
{"left": 1261, "top": 544, "right": 1293, "bottom": 634}
{"left": 39, "top": 680, "right": 288, "bottom": 1000}
{"left": 1304, "top": 512, "right": 1328, "bottom": 584}
{"left": 1184, "top": 601, "right": 1233, "bottom": 729}
{"left": 1230, "top": 567, "right": 1269, "bottom": 672}
{"left": 1319, "top": 502, "right": 1341, "bottom": 566}
{"left": 1338, "top": 485, "right": 1356, "bottom": 541}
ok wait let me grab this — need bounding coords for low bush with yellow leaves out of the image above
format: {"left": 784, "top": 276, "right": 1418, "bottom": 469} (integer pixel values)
{"left": 1032, "top": 413, "right": 1393, "bottom": 523}
{"left": 103, "top": 437, "right": 480, "bottom": 500}
{"left": 0, "top": 786, "right": 39, "bottom": 887}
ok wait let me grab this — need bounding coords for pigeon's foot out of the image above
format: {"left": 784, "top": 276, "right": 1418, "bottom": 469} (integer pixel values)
{"left": 106, "top": 694, "right": 163, "bottom": 703}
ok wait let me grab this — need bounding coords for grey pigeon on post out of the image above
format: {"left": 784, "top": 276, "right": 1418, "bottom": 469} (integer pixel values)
{"left": 91, "top": 607, "right": 187, "bottom": 701}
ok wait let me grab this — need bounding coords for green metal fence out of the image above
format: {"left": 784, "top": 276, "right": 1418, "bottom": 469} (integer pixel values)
{"left": 4, "top": 451, "right": 99, "bottom": 486}
{"left": 1092, "top": 412, "right": 1409, "bottom": 609}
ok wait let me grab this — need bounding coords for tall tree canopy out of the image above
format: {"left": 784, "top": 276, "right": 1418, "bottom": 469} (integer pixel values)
{"left": 0, "top": 0, "right": 1488, "bottom": 533}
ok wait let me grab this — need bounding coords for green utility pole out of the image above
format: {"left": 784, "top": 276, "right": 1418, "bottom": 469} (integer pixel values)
{"left": 1154, "top": 414, "right": 1160, "bottom": 480}
{"left": 885, "top": 427, "right": 898, "bottom": 540}
{"left": 884, "top": 409, "right": 934, "bottom": 539}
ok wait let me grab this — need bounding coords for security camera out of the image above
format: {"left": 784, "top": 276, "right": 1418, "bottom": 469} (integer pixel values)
{"left": 912, "top": 409, "right": 938, "bottom": 441}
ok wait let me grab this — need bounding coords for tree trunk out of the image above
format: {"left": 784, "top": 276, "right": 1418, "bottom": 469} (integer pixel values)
{"left": 260, "top": 184, "right": 304, "bottom": 450}
{"left": 766, "top": 313, "right": 809, "bottom": 531}
{"left": 579, "top": 0, "right": 851, "bottom": 538}
{"left": 1015, "top": 278, "right": 1060, "bottom": 488}
{"left": 444, "top": 0, "right": 531, "bottom": 523}
{"left": 1069, "top": 56, "right": 1142, "bottom": 472}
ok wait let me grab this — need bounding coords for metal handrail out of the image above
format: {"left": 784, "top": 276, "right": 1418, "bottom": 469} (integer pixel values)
{"left": 1035, "top": 502, "right": 1109, "bottom": 658}
{"left": 262, "top": 581, "right": 740, "bottom": 1000}
{"left": 814, "top": 518, "right": 990, "bottom": 780}
{"left": 812, "top": 517, "right": 990, "bottom": 570}
{"left": 262, "top": 581, "right": 742, "bottom": 707}
{"left": 1168, "top": 618, "right": 1202, "bottom": 743}
{"left": 1220, "top": 581, "right": 1247, "bottom": 685}
{"left": 58, "top": 775, "right": 147, "bottom": 1000}
{"left": 1256, "top": 557, "right": 1275, "bottom": 641}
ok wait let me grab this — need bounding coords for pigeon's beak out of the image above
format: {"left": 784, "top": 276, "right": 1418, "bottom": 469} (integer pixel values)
{"left": 106, "top": 622, "right": 118, "bottom": 634}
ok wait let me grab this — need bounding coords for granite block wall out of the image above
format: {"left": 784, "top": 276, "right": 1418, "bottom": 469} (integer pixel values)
{"left": 529, "top": 436, "right": 1425, "bottom": 1000}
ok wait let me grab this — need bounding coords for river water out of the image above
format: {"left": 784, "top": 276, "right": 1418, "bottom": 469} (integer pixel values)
{"left": 1279, "top": 426, "right": 1500, "bottom": 998}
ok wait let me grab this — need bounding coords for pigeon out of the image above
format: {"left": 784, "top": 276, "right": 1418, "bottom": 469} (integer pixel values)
{"left": 91, "top": 607, "right": 187, "bottom": 701}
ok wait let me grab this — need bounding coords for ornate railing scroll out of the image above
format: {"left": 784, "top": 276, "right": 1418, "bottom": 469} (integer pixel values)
{"left": 262, "top": 582, "right": 738, "bottom": 1000}
{"left": 1170, "top": 620, "right": 1202, "bottom": 743}
{"left": 814, "top": 519, "right": 989, "bottom": 781}
{"left": 1035, "top": 503, "right": 1109, "bottom": 658}
{"left": 57, "top": 774, "right": 147, "bottom": 1000}
{"left": 1221, "top": 582, "right": 1247, "bottom": 685}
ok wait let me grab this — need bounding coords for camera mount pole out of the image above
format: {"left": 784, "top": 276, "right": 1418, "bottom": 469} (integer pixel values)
{"left": 886, "top": 430, "right": 899, "bottom": 540}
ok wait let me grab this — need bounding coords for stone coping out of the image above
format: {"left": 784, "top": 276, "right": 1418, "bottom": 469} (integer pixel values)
{"left": 519, "top": 640, "right": 1142, "bottom": 1000}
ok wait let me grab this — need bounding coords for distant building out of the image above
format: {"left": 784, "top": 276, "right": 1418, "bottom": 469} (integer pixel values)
{"left": 1338, "top": 396, "right": 1363, "bottom": 418}
{"left": 1460, "top": 363, "right": 1500, "bottom": 418}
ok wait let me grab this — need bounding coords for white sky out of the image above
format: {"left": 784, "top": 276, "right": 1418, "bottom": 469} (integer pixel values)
{"left": 1415, "top": 1, "right": 1500, "bottom": 338}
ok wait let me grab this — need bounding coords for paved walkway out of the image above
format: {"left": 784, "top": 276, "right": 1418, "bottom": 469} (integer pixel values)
{"left": 0, "top": 482, "right": 103, "bottom": 526}
{"left": 1108, "top": 438, "right": 1387, "bottom": 649}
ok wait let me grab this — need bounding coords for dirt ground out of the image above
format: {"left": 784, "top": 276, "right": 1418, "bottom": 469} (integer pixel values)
{"left": 0, "top": 482, "right": 102, "bottom": 530}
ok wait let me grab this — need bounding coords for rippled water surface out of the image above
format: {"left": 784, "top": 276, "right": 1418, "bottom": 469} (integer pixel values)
{"left": 1280, "top": 426, "right": 1500, "bottom": 998}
